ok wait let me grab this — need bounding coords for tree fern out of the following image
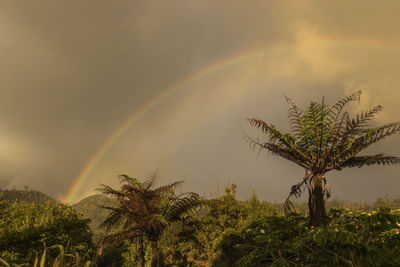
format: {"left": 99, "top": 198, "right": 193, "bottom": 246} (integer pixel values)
{"left": 97, "top": 173, "right": 201, "bottom": 267}
{"left": 247, "top": 91, "right": 400, "bottom": 226}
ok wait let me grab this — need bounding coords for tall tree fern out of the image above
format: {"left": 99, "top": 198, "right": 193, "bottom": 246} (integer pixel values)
{"left": 246, "top": 91, "right": 400, "bottom": 226}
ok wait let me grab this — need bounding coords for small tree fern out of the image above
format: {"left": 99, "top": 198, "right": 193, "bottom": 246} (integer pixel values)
{"left": 246, "top": 91, "right": 400, "bottom": 226}
{"left": 97, "top": 173, "right": 200, "bottom": 267}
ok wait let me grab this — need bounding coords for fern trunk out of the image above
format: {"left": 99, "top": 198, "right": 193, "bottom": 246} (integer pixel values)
{"left": 136, "top": 237, "right": 145, "bottom": 267}
{"left": 150, "top": 240, "right": 158, "bottom": 267}
{"left": 308, "top": 175, "right": 330, "bottom": 227}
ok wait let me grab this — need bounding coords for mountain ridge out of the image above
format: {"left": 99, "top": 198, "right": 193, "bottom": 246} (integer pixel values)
{"left": 0, "top": 188, "right": 56, "bottom": 204}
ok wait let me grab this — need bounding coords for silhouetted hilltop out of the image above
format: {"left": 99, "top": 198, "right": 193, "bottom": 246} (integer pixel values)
{"left": 0, "top": 188, "right": 56, "bottom": 204}
{"left": 72, "top": 194, "right": 115, "bottom": 232}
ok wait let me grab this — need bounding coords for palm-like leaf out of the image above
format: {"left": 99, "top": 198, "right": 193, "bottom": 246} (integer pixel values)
{"left": 248, "top": 118, "right": 309, "bottom": 162}
{"left": 166, "top": 192, "right": 200, "bottom": 222}
{"left": 142, "top": 172, "right": 158, "bottom": 190}
{"left": 96, "top": 184, "right": 124, "bottom": 198}
{"left": 247, "top": 91, "right": 400, "bottom": 172}
{"left": 98, "top": 207, "right": 124, "bottom": 230}
{"left": 338, "top": 154, "right": 400, "bottom": 169}
{"left": 118, "top": 174, "right": 141, "bottom": 186}
{"left": 284, "top": 94, "right": 303, "bottom": 139}
{"left": 154, "top": 181, "right": 184, "bottom": 195}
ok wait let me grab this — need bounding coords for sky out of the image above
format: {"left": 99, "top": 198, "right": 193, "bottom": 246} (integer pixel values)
{"left": 1, "top": 0, "right": 400, "bottom": 203}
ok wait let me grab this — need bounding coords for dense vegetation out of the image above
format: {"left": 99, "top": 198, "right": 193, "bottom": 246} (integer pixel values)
{"left": 1, "top": 92, "right": 400, "bottom": 266}
{"left": 1, "top": 187, "right": 400, "bottom": 266}
{"left": 0, "top": 198, "right": 95, "bottom": 266}
{"left": 160, "top": 187, "right": 400, "bottom": 266}
{"left": 96, "top": 186, "right": 400, "bottom": 266}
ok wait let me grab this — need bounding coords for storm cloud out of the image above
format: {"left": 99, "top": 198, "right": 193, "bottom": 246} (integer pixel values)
{"left": 1, "top": 0, "right": 400, "bottom": 203}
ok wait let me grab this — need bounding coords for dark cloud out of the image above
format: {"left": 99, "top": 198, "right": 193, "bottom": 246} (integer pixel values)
{"left": 0, "top": 1, "right": 399, "bottom": 202}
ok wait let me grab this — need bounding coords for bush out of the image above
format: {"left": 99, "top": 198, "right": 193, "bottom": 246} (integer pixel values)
{"left": 219, "top": 208, "right": 400, "bottom": 266}
{"left": 0, "top": 200, "right": 95, "bottom": 265}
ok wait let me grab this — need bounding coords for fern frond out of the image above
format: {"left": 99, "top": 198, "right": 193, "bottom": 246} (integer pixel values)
{"left": 118, "top": 174, "right": 141, "bottom": 187}
{"left": 248, "top": 118, "right": 309, "bottom": 162}
{"left": 329, "top": 91, "right": 361, "bottom": 120}
{"left": 343, "top": 122, "right": 400, "bottom": 159}
{"left": 121, "top": 184, "right": 145, "bottom": 195}
{"left": 99, "top": 227, "right": 141, "bottom": 247}
{"left": 246, "top": 135, "right": 309, "bottom": 168}
{"left": 142, "top": 172, "right": 158, "bottom": 190}
{"left": 167, "top": 193, "right": 201, "bottom": 223}
{"left": 325, "top": 111, "right": 349, "bottom": 155}
{"left": 96, "top": 184, "right": 124, "bottom": 198}
{"left": 154, "top": 181, "right": 184, "bottom": 195}
{"left": 340, "top": 105, "right": 383, "bottom": 142}
{"left": 98, "top": 210, "right": 123, "bottom": 230}
{"left": 284, "top": 178, "right": 308, "bottom": 215}
{"left": 324, "top": 91, "right": 362, "bottom": 146}
{"left": 284, "top": 94, "right": 304, "bottom": 139}
{"left": 338, "top": 154, "right": 400, "bottom": 169}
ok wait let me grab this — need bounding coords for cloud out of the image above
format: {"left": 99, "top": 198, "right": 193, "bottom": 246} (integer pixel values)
{"left": 0, "top": 1, "right": 399, "bottom": 202}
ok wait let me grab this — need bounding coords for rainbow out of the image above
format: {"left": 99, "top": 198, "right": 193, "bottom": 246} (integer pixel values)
{"left": 62, "top": 48, "right": 269, "bottom": 203}
{"left": 62, "top": 39, "right": 400, "bottom": 203}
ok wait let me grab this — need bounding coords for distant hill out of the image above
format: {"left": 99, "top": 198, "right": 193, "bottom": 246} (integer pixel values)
{"left": 0, "top": 188, "right": 56, "bottom": 204}
{"left": 72, "top": 194, "right": 115, "bottom": 232}
{"left": 0, "top": 189, "right": 114, "bottom": 234}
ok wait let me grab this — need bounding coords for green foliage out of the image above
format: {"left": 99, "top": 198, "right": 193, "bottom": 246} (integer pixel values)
{"left": 97, "top": 239, "right": 154, "bottom": 267}
{"left": 290, "top": 208, "right": 400, "bottom": 266}
{"left": 204, "top": 208, "right": 400, "bottom": 266}
{"left": 231, "top": 213, "right": 307, "bottom": 266}
{"left": 0, "top": 200, "right": 95, "bottom": 266}
{"left": 0, "top": 188, "right": 56, "bottom": 204}
{"left": 160, "top": 185, "right": 277, "bottom": 266}
{"left": 3, "top": 186, "right": 400, "bottom": 266}
{"left": 97, "top": 244, "right": 127, "bottom": 267}
{"left": 160, "top": 185, "right": 400, "bottom": 266}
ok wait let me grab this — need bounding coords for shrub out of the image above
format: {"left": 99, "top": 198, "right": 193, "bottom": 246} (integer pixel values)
{"left": 0, "top": 200, "right": 95, "bottom": 265}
